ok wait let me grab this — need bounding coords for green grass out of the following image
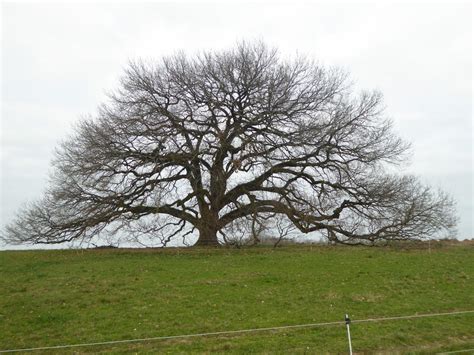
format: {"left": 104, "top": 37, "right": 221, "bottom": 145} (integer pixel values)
{"left": 0, "top": 243, "right": 473, "bottom": 353}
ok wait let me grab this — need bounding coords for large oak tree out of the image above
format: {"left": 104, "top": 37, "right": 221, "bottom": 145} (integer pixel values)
{"left": 4, "top": 42, "right": 456, "bottom": 247}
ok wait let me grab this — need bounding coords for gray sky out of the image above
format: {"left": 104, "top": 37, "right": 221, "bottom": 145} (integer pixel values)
{"left": 1, "top": 2, "right": 472, "bottom": 249}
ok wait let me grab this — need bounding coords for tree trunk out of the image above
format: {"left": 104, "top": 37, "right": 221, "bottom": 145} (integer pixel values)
{"left": 194, "top": 224, "right": 220, "bottom": 247}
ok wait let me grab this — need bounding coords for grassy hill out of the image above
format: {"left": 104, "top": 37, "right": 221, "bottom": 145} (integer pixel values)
{"left": 0, "top": 243, "right": 473, "bottom": 353}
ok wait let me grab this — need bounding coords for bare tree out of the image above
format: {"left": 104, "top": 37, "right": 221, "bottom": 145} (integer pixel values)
{"left": 3, "top": 42, "right": 457, "bottom": 247}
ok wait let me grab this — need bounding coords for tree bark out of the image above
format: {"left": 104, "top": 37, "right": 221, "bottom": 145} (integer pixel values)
{"left": 195, "top": 224, "right": 220, "bottom": 247}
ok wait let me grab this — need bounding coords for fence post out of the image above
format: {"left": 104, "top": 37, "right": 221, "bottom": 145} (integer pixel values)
{"left": 345, "top": 314, "right": 353, "bottom": 355}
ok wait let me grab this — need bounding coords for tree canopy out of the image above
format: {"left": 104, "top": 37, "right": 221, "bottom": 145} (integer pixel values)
{"left": 3, "top": 42, "right": 457, "bottom": 247}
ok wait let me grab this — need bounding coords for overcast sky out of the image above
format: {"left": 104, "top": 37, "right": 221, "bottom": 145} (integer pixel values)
{"left": 1, "top": 2, "right": 472, "bottom": 249}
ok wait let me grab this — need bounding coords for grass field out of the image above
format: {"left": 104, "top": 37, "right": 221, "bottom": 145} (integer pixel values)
{"left": 0, "top": 242, "right": 473, "bottom": 354}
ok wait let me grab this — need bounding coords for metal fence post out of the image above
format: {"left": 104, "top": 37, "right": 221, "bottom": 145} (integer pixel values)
{"left": 345, "top": 314, "right": 353, "bottom": 355}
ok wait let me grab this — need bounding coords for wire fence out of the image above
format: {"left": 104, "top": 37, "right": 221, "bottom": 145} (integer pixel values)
{"left": 0, "top": 309, "right": 473, "bottom": 353}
